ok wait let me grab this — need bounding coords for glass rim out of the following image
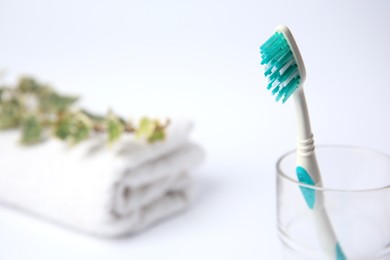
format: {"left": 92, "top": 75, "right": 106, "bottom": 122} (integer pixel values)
{"left": 276, "top": 144, "right": 390, "bottom": 192}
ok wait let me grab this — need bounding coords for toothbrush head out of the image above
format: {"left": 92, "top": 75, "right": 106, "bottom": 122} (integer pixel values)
{"left": 260, "top": 25, "right": 306, "bottom": 103}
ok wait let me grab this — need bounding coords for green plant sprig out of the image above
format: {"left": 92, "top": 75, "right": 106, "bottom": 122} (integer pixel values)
{"left": 0, "top": 76, "right": 169, "bottom": 145}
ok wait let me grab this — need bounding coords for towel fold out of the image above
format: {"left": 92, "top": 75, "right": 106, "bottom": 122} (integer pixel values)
{"left": 0, "top": 119, "right": 204, "bottom": 237}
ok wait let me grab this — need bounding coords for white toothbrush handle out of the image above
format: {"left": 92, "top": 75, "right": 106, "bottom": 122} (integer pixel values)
{"left": 296, "top": 137, "right": 339, "bottom": 258}
{"left": 294, "top": 88, "right": 345, "bottom": 259}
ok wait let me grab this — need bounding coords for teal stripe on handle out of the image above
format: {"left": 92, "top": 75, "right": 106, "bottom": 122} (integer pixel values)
{"left": 296, "top": 167, "right": 347, "bottom": 259}
{"left": 296, "top": 166, "right": 316, "bottom": 209}
{"left": 336, "top": 243, "right": 347, "bottom": 260}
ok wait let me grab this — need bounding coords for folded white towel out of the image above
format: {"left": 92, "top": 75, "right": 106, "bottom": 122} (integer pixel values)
{"left": 0, "top": 119, "right": 204, "bottom": 237}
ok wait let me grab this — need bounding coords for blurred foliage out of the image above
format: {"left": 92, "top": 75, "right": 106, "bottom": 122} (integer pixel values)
{"left": 106, "top": 111, "right": 124, "bottom": 144}
{"left": 0, "top": 98, "right": 22, "bottom": 129}
{"left": 0, "top": 76, "right": 169, "bottom": 145}
{"left": 21, "top": 114, "right": 42, "bottom": 144}
{"left": 53, "top": 111, "right": 92, "bottom": 145}
{"left": 136, "top": 117, "right": 166, "bottom": 143}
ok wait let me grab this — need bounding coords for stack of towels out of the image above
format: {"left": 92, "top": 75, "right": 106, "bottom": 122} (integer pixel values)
{"left": 0, "top": 119, "right": 204, "bottom": 237}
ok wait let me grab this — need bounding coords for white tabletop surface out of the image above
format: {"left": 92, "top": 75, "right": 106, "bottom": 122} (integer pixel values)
{"left": 1, "top": 0, "right": 390, "bottom": 259}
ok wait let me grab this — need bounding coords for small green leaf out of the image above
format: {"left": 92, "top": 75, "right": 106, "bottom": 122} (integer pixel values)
{"left": 36, "top": 85, "right": 55, "bottom": 97}
{"left": 70, "top": 124, "right": 89, "bottom": 144}
{"left": 53, "top": 112, "right": 91, "bottom": 144}
{"left": 106, "top": 113, "right": 124, "bottom": 143}
{"left": 53, "top": 113, "right": 72, "bottom": 140}
{"left": 0, "top": 87, "right": 4, "bottom": 101}
{"left": 0, "top": 99, "right": 22, "bottom": 129}
{"left": 21, "top": 114, "right": 42, "bottom": 144}
{"left": 136, "top": 118, "right": 167, "bottom": 143}
{"left": 136, "top": 117, "right": 156, "bottom": 139}
{"left": 18, "top": 77, "right": 39, "bottom": 93}
{"left": 39, "top": 93, "right": 78, "bottom": 113}
{"left": 148, "top": 129, "right": 165, "bottom": 143}
{"left": 81, "top": 109, "right": 105, "bottom": 122}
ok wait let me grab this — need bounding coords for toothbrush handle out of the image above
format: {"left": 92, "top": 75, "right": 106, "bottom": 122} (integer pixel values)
{"left": 294, "top": 89, "right": 346, "bottom": 259}
{"left": 296, "top": 136, "right": 339, "bottom": 258}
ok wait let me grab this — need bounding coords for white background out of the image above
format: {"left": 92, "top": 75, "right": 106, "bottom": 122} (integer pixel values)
{"left": 0, "top": 0, "right": 390, "bottom": 259}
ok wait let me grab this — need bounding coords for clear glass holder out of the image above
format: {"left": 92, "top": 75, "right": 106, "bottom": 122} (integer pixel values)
{"left": 277, "top": 145, "right": 390, "bottom": 259}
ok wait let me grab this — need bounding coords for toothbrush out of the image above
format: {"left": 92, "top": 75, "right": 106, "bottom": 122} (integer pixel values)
{"left": 259, "top": 25, "right": 346, "bottom": 260}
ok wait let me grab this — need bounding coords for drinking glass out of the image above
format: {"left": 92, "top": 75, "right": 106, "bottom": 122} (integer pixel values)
{"left": 277, "top": 145, "right": 390, "bottom": 259}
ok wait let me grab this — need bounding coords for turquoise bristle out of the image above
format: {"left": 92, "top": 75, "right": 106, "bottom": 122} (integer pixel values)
{"left": 260, "top": 32, "right": 301, "bottom": 103}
